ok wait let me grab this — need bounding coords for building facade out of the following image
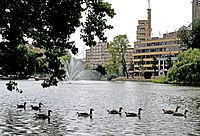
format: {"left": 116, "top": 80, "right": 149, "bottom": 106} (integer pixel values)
{"left": 85, "top": 42, "right": 134, "bottom": 69}
{"left": 133, "top": 1, "right": 184, "bottom": 76}
{"left": 136, "top": 7, "right": 152, "bottom": 41}
{"left": 192, "top": 0, "right": 200, "bottom": 21}
{"left": 133, "top": 32, "right": 182, "bottom": 76}
{"left": 85, "top": 42, "right": 110, "bottom": 69}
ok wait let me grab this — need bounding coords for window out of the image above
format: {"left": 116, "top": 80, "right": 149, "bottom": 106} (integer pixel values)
{"left": 196, "top": 0, "right": 200, "bottom": 5}
{"left": 138, "top": 28, "right": 145, "bottom": 31}
{"left": 139, "top": 23, "right": 145, "bottom": 26}
{"left": 138, "top": 38, "right": 145, "bottom": 41}
{"left": 137, "top": 33, "right": 145, "bottom": 36}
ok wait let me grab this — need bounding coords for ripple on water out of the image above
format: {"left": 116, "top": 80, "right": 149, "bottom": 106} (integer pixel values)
{"left": 0, "top": 80, "right": 200, "bottom": 135}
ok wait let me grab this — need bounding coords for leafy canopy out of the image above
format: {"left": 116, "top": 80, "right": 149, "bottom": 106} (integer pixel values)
{"left": 168, "top": 17, "right": 200, "bottom": 85}
{"left": 177, "top": 17, "right": 200, "bottom": 49}
{"left": 107, "top": 34, "right": 130, "bottom": 78}
{"left": 166, "top": 48, "right": 200, "bottom": 85}
{"left": 0, "top": 0, "right": 115, "bottom": 87}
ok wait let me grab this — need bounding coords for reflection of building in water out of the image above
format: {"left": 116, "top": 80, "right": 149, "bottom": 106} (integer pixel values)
{"left": 192, "top": 0, "right": 200, "bottom": 20}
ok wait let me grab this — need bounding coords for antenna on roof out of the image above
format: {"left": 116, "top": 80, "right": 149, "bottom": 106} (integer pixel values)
{"left": 148, "top": 0, "right": 150, "bottom": 9}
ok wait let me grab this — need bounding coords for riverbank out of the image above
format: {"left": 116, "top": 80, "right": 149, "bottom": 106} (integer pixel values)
{"left": 0, "top": 76, "right": 48, "bottom": 81}
{"left": 107, "top": 76, "right": 200, "bottom": 86}
{"left": 103, "top": 76, "right": 159, "bottom": 82}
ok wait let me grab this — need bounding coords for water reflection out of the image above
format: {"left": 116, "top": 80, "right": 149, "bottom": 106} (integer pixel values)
{"left": 0, "top": 80, "right": 200, "bottom": 135}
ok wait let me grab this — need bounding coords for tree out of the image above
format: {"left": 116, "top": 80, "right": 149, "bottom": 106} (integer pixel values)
{"left": 84, "top": 64, "right": 92, "bottom": 70}
{"left": 128, "top": 60, "right": 134, "bottom": 77}
{"left": 139, "top": 57, "right": 144, "bottom": 76}
{"left": 152, "top": 56, "right": 158, "bottom": 76}
{"left": 166, "top": 53, "right": 173, "bottom": 69}
{"left": 128, "top": 60, "right": 134, "bottom": 71}
{"left": 177, "top": 25, "right": 192, "bottom": 50}
{"left": 0, "top": 0, "right": 115, "bottom": 87}
{"left": 166, "top": 48, "right": 200, "bottom": 85}
{"left": 95, "top": 64, "right": 106, "bottom": 76}
{"left": 0, "top": 44, "right": 41, "bottom": 78}
{"left": 191, "top": 17, "right": 200, "bottom": 49}
{"left": 105, "top": 59, "right": 119, "bottom": 76}
{"left": 109, "top": 34, "right": 130, "bottom": 78}
{"left": 177, "top": 17, "right": 200, "bottom": 49}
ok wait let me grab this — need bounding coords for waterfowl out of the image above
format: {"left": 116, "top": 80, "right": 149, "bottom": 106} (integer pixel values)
{"left": 35, "top": 110, "right": 52, "bottom": 119}
{"left": 17, "top": 102, "right": 26, "bottom": 109}
{"left": 31, "top": 102, "right": 43, "bottom": 111}
{"left": 107, "top": 107, "right": 123, "bottom": 114}
{"left": 173, "top": 110, "right": 188, "bottom": 118}
{"left": 77, "top": 108, "right": 94, "bottom": 117}
{"left": 162, "top": 106, "right": 180, "bottom": 114}
{"left": 125, "top": 108, "right": 143, "bottom": 117}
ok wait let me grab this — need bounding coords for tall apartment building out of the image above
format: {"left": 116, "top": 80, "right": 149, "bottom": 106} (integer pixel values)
{"left": 85, "top": 42, "right": 110, "bottom": 69}
{"left": 192, "top": 0, "right": 200, "bottom": 20}
{"left": 132, "top": 1, "right": 185, "bottom": 76}
{"left": 85, "top": 42, "right": 134, "bottom": 69}
{"left": 133, "top": 32, "right": 182, "bottom": 76}
{"left": 136, "top": 5, "right": 152, "bottom": 41}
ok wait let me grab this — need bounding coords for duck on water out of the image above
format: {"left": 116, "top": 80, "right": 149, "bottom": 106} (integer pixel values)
{"left": 77, "top": 108, "right": 94, "bottom": 118}
{"left": 125, "top": 108, "right": 143, "bottom": 118}
{"left": 162, "top": 106, "right": 181, "bottom": 114}
{"left": 34, "top": 110, "right": 52, "bottom": 120}
{"left": 107, "top": 107, "right": 123, "bottom": 115}
{"left": 31, "top": 102, "right": 43, "bottom": 111}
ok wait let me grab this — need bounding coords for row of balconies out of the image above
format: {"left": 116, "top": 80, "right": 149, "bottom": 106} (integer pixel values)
{"left": 133, "top": 50, "right": 179, "bottom": 57}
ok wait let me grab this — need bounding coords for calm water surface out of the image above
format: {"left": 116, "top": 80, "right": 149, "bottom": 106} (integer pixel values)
{"left": 0, "top": 80, "right": 200, "bottom": 136}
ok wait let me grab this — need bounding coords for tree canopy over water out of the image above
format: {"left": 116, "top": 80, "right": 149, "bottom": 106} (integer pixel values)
{"left": 0, "top": 0, "right": 115, "bottom": 87}
{"left": 166, "top": 17, "right": 200, "bottom": 85}
{"left": 166, "top": 48, "right": 200, "bottom": 85}
{"left": 177, "top": 17, "right": 200, "bottom": 49}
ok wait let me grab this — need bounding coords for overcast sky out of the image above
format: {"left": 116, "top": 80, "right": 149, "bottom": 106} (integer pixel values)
{"left": 72, "top": 0, "right": 192, "bottom": 59}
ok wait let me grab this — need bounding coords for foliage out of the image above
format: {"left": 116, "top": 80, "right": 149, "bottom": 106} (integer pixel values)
{"left": 166, "top": 48, "right": 200, "bottom": 85}
{"left": 128, "top": 60, "right": 134, "bottom": 71}
{"left": 165, "top": 53, "right": 173, "bottom": 69}
{"left": 151, "top": 76, "right": 168, "bottom": 84}
{"left": 105, "top": 61, "right": 119, "bottom": 76}
{"left": 192, "top": 17, "right": 200, "bottom": 49}
{"left": 95, "top": 65, "right": 106, "bottom": 76}
{"left": 177, "top": 16, "right": 200, "bottom": 49}
{"left": 177, "top": 25, "right": 192, "bottom": 50}
{"left": 143, "top": 71, "right": 152, "bottom": 79}
{"left": 84, "top": 64, "right": 92, "bottom": 70}
{"left": 108, "top": 34, "right": 130, "bottom": 78}
{"left": 152, "top": 56, "right": 158, "bottom": 74}
{"left": 0, "top": 0, "right": 115, "bottom": 87}
{"left": 0, "top": 45, "right": 41, "bottom": 78}
{"left": 128, "top": 60, "right": 134, "bottom": 77}
{"left": 6, "top": 80, "right": 23, "bottom": 93}
{"left": 138, "top": 57, "right": 145, "bottom": 76}
{"left": 60, "top": 51, "right": 71, "bottom": 62}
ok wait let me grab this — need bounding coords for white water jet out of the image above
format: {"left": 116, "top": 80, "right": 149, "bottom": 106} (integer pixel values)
{"left": 62, "top": 57, "right": 101, "bottom": 82}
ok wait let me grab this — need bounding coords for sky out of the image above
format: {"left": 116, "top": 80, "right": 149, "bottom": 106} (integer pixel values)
{"left": 71, "top": 0, "right": 193, "bottom": 59}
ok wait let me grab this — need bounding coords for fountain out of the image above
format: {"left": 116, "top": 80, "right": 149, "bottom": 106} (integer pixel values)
{"left": 62, "top": 57, "right": 101, "bottom": 82}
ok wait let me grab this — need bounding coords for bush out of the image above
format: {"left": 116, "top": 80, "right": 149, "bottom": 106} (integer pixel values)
{"left": 151, "top": 76, "right": 168, "bottom": 84}
{"left": 144, "top": 72, "right": 152, "bottom": 79}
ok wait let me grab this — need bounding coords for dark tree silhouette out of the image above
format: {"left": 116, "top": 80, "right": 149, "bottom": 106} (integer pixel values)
{"left": 0, "top": 0, "right": 115, "bottom": 87}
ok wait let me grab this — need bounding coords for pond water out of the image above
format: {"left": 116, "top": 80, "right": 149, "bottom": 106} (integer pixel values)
{"left": 0, "top": 80, "right": 200, "bottom": 136}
